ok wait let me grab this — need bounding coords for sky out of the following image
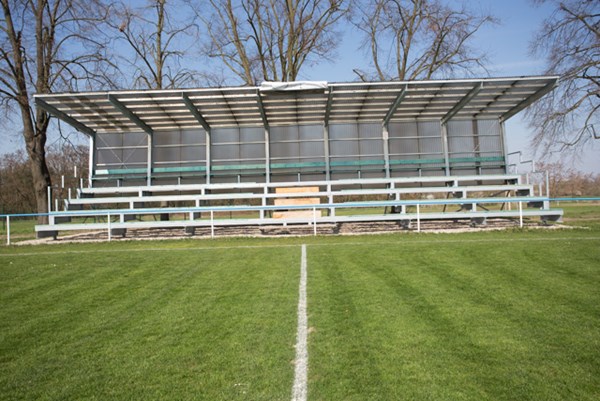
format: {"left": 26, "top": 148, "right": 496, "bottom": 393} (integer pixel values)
{"left": 2, "top": 0, "right": 598, "bottom": 174}
{"left": 298, "top": 0, "right": 599, "bottom": 174}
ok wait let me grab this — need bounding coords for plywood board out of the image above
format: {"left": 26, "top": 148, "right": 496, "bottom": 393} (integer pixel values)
{"left": 273, "top": 210, "right": 322, "bottom": 219}
{"left": 274, "top": 198, "right": 320, "bottom": 206}
{"left": 275, "top": 186, "right": 319, "bottom": 194}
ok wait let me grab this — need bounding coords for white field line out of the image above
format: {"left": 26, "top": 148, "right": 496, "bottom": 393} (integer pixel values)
{"left": 291, "top": 244, "right": 308, "bottom": 401}
{"left": 0, "top": 244, "right": 299, "bottom": 257}
{"left": 1, "top": 236, "right": 600, "bottom": 257}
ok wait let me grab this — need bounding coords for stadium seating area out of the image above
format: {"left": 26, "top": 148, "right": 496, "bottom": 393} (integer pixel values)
{"left": 33, "top": 77, "right": 563, "bottom": 239}
{"left": 35, "top": 173, "right": 562, "bottom": 239}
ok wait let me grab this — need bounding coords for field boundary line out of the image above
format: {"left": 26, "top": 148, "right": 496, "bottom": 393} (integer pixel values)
{"left": 305, "top": 236, "right": 600, "bottom": 248}
{"left": 0, "top": 244, "right": 299, "bottom": 257}
{"left": 291, "top": 244, "right": 308, "bottom": 401}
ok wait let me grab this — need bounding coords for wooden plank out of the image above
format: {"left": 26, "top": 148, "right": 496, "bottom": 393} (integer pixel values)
{"left": 273, "top": 210, "right": 321, "bottom": 219}
{"left": 275, "top": 186, "right": 319, "bottom": 194}
{"left": 273, "top": 187, "right": 321, "bottom": 218}
{"left": 274, "top": 198, "right": 320, "bottom": 206}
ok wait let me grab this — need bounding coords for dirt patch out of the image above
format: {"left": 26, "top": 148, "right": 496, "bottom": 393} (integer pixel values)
{"left": 14, "top": 218, "right": 569, "bottom": 246}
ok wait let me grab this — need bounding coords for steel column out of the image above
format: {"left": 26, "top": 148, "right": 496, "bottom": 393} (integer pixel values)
{"left": 147, "top": 134, "right": 153, "bottom": 186}
{"left": 89, "top": 134, "right": 96, "bottom": 188}
{"left": 256, "top": 91, "right": 271, "bottom": 183}
{"left": 441, "top": 123, "right": 451, "bottom": 176}
{"left": 264, "top": 128, "right": 271, "bottom": 183}
{"left": 323, "top": 125, "right": 331, "bottom": 181}
{"left": 472, "top": 119, "right": 481, "bottom": 174}
{"left": 206, "top": 130, "right": 211, "bottom": 184}
{"left": 500, "top": 121, "right": 508, "bottom": 174}
{"left": 382, "top": 125, "right": 391, "bottom": 178}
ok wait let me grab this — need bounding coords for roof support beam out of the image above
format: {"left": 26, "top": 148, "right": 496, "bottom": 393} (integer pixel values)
{"left": 182, "top": 93, "right": 210, "bottom": 132}
{"left": 108, "top": 94, "right": 153, "bottom": 135}
{"left": 324, "top": 88, "right": 334, "bottom": 127}
{"left": 34, "top": 97, "right": 95, "bottom": 137}
{"left": 500, "top": 79, "right": 558, "bottom": 123}
{"left": 256, "top": 90, "right": 269, "bottom": 130}
{"left": 441, "top": 82, "right": 483, "bottom": 125}
{"left": 383, "top": 85, "right": 408, "bottom": 126}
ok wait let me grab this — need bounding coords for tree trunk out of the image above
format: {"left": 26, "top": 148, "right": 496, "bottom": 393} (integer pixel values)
{"left": 24, "top": 130, "right": 52, "bottom": 224}
{"left": 2, "top": 0, "right": 111, "bottom": 224}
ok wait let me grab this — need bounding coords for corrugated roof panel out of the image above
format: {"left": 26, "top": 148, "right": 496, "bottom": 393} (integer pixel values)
{"left": 34, "top": 76, "right": 558, "bottom": 134}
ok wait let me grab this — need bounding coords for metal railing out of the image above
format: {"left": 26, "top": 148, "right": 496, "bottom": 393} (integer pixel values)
{"left": 505, "top": 151, "right": 553, "bottom": 199}
{"left": 0, "top": 194, "right": 572, "bottom": 245}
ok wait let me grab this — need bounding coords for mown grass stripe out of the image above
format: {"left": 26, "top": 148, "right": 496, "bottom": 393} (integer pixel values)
{"left": 0, "top": 246, "right": 299, "bottom": 400}
{"left": 2, "top": 236, "right": 600, "bottom": 257}
{"left": 307, "top": 237, "right": 600, "bottom": 400}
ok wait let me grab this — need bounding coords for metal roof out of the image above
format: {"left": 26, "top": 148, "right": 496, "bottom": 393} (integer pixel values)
{"left": 34, "top": 76, "right": 558, "bottom": 136}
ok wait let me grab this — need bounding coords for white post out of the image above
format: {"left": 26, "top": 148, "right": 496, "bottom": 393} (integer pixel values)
{"left": 328, "top": 183, "right": 335, "bottom": 217}
{"left": 68, "top": 188, "right": 72, "bottom": 201}
{"left": 417, "top": 204, "right": 421, "bottom": 232}
{"left": 210, "top": 210, "right": 214, "bottom": 238}
{"left": 6, "top": 215, "right": 10, "bottom": 246}
{"left": 107, "top": 212, "right": 112, "bottom": 241}
{"left": 61, "top": 175, "right": 65, "bottom": 188}
{"left": 260, "top": 187, "right": 267, "bottom": 220}
{"left": 313, "top": 207, "right": 317, "bottom": 236}
{"left": 74, "top": 165, "right": 77, "bottom": 178}
{"left": 55, "top": 198, "right": 58, "bottom": 212}
{"left": 518, "top": 201, "right": 523, "bottom": 228}
{"left": 47, "top": 186, "right": 52, "bottom": 212}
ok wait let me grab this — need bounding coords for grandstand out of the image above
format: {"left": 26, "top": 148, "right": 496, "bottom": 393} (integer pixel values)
{"left": 33, "top": 76, "right": 563, "bottom": 239}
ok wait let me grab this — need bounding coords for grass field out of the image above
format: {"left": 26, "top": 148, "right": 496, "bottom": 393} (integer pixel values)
{"left": 1, "top": 204, "right": 599, "bottom": 400}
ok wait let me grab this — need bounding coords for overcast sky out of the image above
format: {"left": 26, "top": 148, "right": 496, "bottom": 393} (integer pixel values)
{"left": 2, "top": 0, "right": 598, "bottom": 173}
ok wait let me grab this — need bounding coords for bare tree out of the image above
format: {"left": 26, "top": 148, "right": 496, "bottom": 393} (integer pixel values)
{"left": 538, "top": 160, "right": 600, "bottom": 197}
{"left": 109, "top": 0, "right": 200, "bottom": 90}
{"left": 109, "top": 0, "right": 201, "bottom": 220}
{"left": 0, "top": 150, "right": 36, "bottom": 214}
{"left": 0, "top": 0, "right": 112, "bottom": 222}
{"left": 527, "top": 0, "right": 599, "bottom": 155}
{"left": 197, "top": 0, "right": 348, "bottom": 85}
{"left": 0, "top": 144, "right": 88, "bottom": 214}
{"left": 351, "top": 0, "right": 495, "bottom": 81}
